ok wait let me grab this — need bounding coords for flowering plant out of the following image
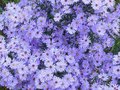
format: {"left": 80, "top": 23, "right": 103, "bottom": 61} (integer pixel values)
{"left": 0, "top": 0, "right": 120, "bottom": 90}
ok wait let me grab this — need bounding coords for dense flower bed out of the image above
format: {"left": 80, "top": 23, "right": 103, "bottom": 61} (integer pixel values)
{"left": 0, "top": 0, "right": 120, "bottom": 90}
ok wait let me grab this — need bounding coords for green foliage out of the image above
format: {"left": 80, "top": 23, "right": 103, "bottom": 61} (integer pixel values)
{"left": 111, "top": 38, "right": 120, "bottom": 54}
{"left": 2, "top": 0, "right": 20, "bottom": 4}
{"left": 0, "top": 7, "right": 3, "bottom": 13}
{"left": 13, "top": 0, "right": 20, "bottom": 3}
{"left": 0, "top": 86, "right": 7, "bottom": 90}
{"left": 116, "top": 0, "right": 120, "bottom": 5}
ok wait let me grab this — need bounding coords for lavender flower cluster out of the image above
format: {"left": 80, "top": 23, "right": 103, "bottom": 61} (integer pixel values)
{"left": 0, "top": 0, "right": 120, "bottom": 90}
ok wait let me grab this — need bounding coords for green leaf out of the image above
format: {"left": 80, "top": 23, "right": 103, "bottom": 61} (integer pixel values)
{"left": 2, "top": 0, "right": 9, "bottom": 4}
{"left": 111, "top": 38, "right": 120, "bottom": 54}
{"left": 116, "top": 0, "right": 120, "bottom": 5}
{"left": 2, "top": 0, "right": 20, "bottom": 4}
{"left": 0, "top": 86, "right": 7, "bottom": 90}
{"left": 0, "top": 7, "right": 3, "bottom": 13}
{"left": 13, "top": 0, "right": 20, "bottom": 3}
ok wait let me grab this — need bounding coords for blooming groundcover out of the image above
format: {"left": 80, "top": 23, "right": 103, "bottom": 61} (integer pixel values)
{"left": 0, "top": 0, "right": 120, "bottom": 90}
